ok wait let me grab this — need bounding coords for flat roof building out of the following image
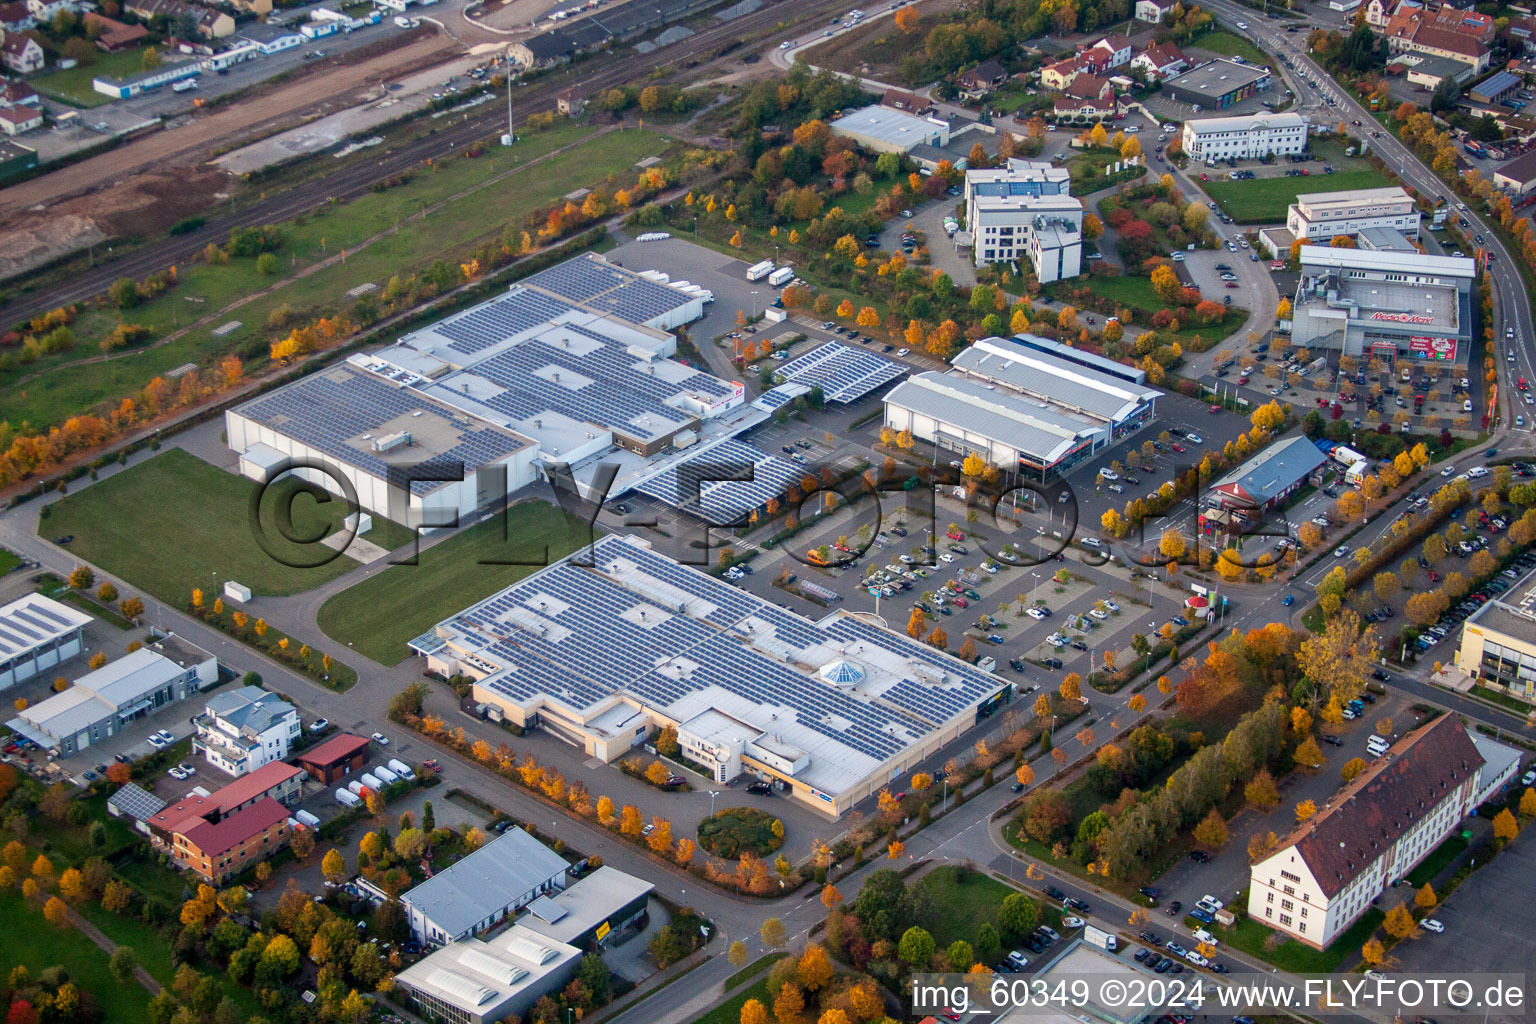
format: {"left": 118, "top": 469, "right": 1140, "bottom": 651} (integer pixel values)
{"left": 0, "top": 593, "right": 91, "bottom": 692}
{"left": 413, "top": 535, "right": 1014, "bottom": 817}
{"left": 520, "top": 865, "right": 653, "bottom": 948}
{"left": 226, "top": 253, "right": 739, "bottom": 525}
{"left": 7, "top": 638, "right": 216, "bottom": 756}
{"left": 1493, "top": 147, "right": 1536, "bottom": 196}
{"left": 400, "top": 828, "right": 570, "bottom": 946}
{"left": 1456, "top": 564, "right": 1536, "bottom": 704}
{"left": 1181, "top": 111, "right": 1307, "bottom": 163}
{"left": 1288, "top": 245, "right": 1476, "bottom": 364}
{"left": 1356, "top": 225, "right": 1418, "bottom": 252}
{"left": 965, "top": 160, "right": 1083, "bottom": 279}
{"left": 883, "top": 335, "right": 1161, "bottom": 481}
{"left": 1163, "top": 58, "right": 1272, "bottom": 110}
{"left": 829, "top": 104, "right": 951, "bottom": 154}
{"left": 395, "top": 926, "right": 583, "bottom": 1024}
{"left": 1286, "top": 186, "right": 1422, "bottom": 241}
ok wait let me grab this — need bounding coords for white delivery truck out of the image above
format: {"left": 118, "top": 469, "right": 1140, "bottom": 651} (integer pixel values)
{"left": 746, "top": 259, "right": 774, "bottom": 281}
{"left": 387, "top": 758, "right": 416, "bottom": 780}
{"left": 335, "top": 789, "right": 361, "bottom": 807}
{"left": 768, "top": 266, "right": 794, "bottom": 286}
{"left": 294, "top": 809, "right": 321, "bottom": 828}
{"left": 347, "top": 779, "right": 367, "bottom": 796}
{"left": 360, "top": 773, "right": 384, "bottom": 791}
{"left": 1084, "top": 925, "right": 1118, "bottom": 953}
{"left": 371, "top": 765, "right": 399, "bottom": 784}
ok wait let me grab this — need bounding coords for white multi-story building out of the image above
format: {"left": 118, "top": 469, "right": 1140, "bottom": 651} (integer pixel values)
{"left": 1181, "top": 111, "right": 1309, "bottom": 163}
{"left": 1248, "top": 716, "right": 1484, "bottom": 949}
{"left": 1135, "top": 0, "right": 1174, "bottom": 22}
{"left": 191, "top": 685, "right": 300, "bottom": 776}
{"left": 963, "top": 159, "right": 1082, "bottom": 280}
{"left": 1286, "top": 186, "right": 1422, "bottom": 240}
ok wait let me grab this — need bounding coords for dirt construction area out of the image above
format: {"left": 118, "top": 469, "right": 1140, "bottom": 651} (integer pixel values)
{"left": 0, "top": 31, "right": 459, "bottom": 276}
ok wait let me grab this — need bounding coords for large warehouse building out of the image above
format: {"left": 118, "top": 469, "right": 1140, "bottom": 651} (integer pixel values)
{"left": 1163, "top": 58, "right": 1273, "bottom": 109}
{"left": 411, "top": 535, "right": 1012, "bottom": 817}
{"left": 1287, "top": 246, "right": 1476, "bottom": 364}
{"left": 226, "top": 254, "right": 745, "bottom": 526}
{"left": 828, "top": 104, "right": 951, "bottom": 155}
{"left": 0, "top": 594, "right": 91, "bottom": 692}
{"left": 882, "top": 335, "right": 1161, "bottom": 481}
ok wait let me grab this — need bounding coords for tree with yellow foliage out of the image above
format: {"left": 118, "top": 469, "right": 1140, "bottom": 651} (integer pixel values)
{"left": 1295, "top": 799, "right": 1318, "bottom": 822}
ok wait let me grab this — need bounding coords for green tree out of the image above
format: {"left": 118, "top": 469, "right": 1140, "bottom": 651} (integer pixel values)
{"left": 897, "top": 925, "right": 936, "bottom": 966}
{"left": 998, "top": 892, "right": 1037, "bottom": 938}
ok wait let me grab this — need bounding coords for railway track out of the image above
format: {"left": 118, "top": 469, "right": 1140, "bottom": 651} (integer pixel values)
{"left": 0, "top": 0, "right": 834, "bottom": 327}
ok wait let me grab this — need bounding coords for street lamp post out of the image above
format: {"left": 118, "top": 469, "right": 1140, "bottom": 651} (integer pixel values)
{"left": 708, "top": 790, "right": 720, "bottom": 816}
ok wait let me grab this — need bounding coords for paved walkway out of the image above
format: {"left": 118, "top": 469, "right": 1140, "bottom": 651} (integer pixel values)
{"left": 64, "top": 906, "right": 164, "bottom": 995}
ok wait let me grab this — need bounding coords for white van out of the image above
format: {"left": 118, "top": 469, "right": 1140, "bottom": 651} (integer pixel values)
{"left": 1367, "top": 737, "right": 1390, "bottom": 755}
{"left": 1080, "top": 537, "right": 1105, "bottom": 550}
{"left": 1193, "top": 928, "right": 1219, "bottom": 947}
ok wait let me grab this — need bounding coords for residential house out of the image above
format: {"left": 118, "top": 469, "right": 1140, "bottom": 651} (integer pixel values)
{"left": 1365, "top": 0, "right": 1419, "bottom": 30}
{"left": 1426, "top": 3, "right": 1494, "bottom": 43}
{"left": 123, "top": 0, "right": 183, "bottom": 17}
{"left": 1507, "top": 16, "right": 1536, "bottom": 54}
{"left": 1, "top": 78, "right": 38, "bottom": 104}
{"left": 1247, "top": 716, "right": 1484, "bottom": 949}
{"left": 882, "top": 87, "right": 933, "bottom": 115}
{"left": 25, "top": 0, "right": 72, "bottom": 19}
{"left": 226, "top": 0, "right": 269, "bottom": 14}
{"left": 1134, "top": 0, "right": 1174, "bottom": 22}
{"left": 1064, "top": 72, "right": 1114, "bottom": 104}
{"left": 0, "top": 2, "right": 35, "bottom": 29}
{"left": 1387, "top": 11, "right": 1491, "bottom": 70}
{"left": 1131, "top": 41, "right": 1188, "bottom": 78}
{"left": 956, "top": 58, "right": 1007, "bottom": 99}
{"left": 1078, "top": 33, "right": 1131, "bottom": 72}
{"left": 0, "top": 102, "right": 39, "bottom": 134}
{"left": 148, "top": 794, "right": 290, "bottom": 883}
{"left": 84, "top": 12, "right": 150, "bottom": 51}
{"left": 1040, "top": 55, "right": 1084, "bottom": 91}
{"left": 1054, "top": 93, "right": 1116, "bottom": 122}
{"left": 0, "top": 33, "right": 44, "bottom": 74}
{"left": 191, "top": 684, "right": 300, "bottom": 777}
{"left": 191, "top": 6, "right": 234, "bottom": 37}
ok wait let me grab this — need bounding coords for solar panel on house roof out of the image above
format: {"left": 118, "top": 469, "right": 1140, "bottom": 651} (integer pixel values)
{"left": 773, "top": 342, "right": 907, "bottom": 403}
{"left": 109, "top": 783, "right": 167, "bottom": 822}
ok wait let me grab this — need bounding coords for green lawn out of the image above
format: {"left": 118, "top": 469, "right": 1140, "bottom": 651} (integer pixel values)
{"left": 0, "top": 547, "right": 20, "bottom": 575}
{"left": 1405, "top": 834, "right": 1468, "bottom": 887}
{"left": 0, "top": 126, "right": 671, "bottom": 434}
{"left": 695, "top": 974, "right": 775, "bottom": 1024}
{"left": 42, "top": 449, "right": 367, "bottom": 601}
{"left": 1192, "top": 30, "right": 1271, "bottom": 65}
{"left": 722, "top": 953, "right": 787, "bottom": 992}
{"left": 30, "top": 49, "right": 152, "bottom": 108}
{"left": 1216, "top": 907, "right": 1382, "bottom": 972}
{"left": 0, "top": 890, "right": 155, "bottom": 1020}
{"left": 1203, "top": 170, "right": 1384, "bottom": 224}
{"left": 910, "top": 865, "right": 1058, "bottom": 949}
{"left": 316, "top": 500, "right": 592, "bottom": 664}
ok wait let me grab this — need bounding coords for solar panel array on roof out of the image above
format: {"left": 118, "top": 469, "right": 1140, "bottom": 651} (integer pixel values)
{"left": 235, "top": 365, "right": 530, "bottom": 496}
{"left": 433, "top": 289, "right": 577, "bottom": 357}
{"left": 446, "top": 536, "right": 1002, "bottom": 771}
{"left": 632, "top": 440, "right": 805, "bottom": 524}
{"left": 109, "top": 783, "right": 167, "bottom": 822}
{"left": 520, "top": 254, "right": 696, "bottom": 327}
{"left": 0, "top": 594, "right": 90, "bottom": 660}
{"left": 444, "top": 320, "right": 733, "bottom": 443}
{"left": 774, "top": 342, "right": 907, "bottom": 403}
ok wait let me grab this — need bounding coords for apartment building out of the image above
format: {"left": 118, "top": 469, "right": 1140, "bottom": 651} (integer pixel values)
{"left": 1286, "top": 186, "right": 1422, "bottom": 240}
{"left": 191, "top": 685, "right": 300, "bottom": 776}
{"left": 1181, "top": 111, "right": 1308, "bottom": 163}
{"left": 1248, "top": 716, "right": 1483, "bottom": 948}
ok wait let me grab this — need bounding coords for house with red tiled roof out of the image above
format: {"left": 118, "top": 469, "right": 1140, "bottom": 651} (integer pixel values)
{"left": 296, "top": 732, "right": 371, "bottom": 783}
{"left": 0, "top": 33, "right": 43, "bottom": 74}
{"left": 956, "top": 58, "right": 1007, "bottom": 100}
{"left": 1064, "top": 72, "right": 1113, "bottom": 103}
{"left": 0, "top": 1, "right": 35, "bottom": 29}
{"left": 1248, "top": 715, "right": 1485, "bottom": 949}
{"left": 1040, "top": 55, "right": 1084, "bottom": 91}
{"left": 0, "top": 103, "right": 40, "bottom": 134}
{"left": 1078, "top": 33, "right": 1131, "bottom": 72}
{"left": 1131, "top": 41, "right": 1188, "bottom": 78}
{"left": 145, "top": 767, "right": 300, "bottom": 883}
{"left": 1053, "top": 92, "right": 1116, "bottom": 121}
{"left": 84, "top": 12, "right": 150, "bottom": 51}
{"left": 1, "top": 78, "right": 38, "bottom": 105}
{"left": 1384, "top": 5, "right": 1493, "bottom": 69}
{"left": 882, "top": 87, "right": 933, "bottom": 115}
{"left": 1426, "top": 3, "right": 1493, "bottom": 43}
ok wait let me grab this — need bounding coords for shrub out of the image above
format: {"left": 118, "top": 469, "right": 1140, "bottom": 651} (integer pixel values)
{"left": 696, "top": 807, "right": 787, "bottom": 859}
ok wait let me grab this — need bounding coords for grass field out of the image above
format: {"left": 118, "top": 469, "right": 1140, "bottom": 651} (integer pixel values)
{"left": 0, "top": 547, "right": 21, "bottom": 575}
{"left": 1203, "top": 169, "right": 1383, "bottom": 223}
{"left": 0, "top": 125, "right": 671, "bottom": 434}
{"left": 910, "top": 865, "right": 1063, "bottom": 949}
{"left": 1190, "top": 30, "right": 1270, "bottom": 65}
{"left": 1216, "top": 907, "right": 1382, "bottom": 972}
{"left": 42, "top": 449, "right": 371, "bottom": 601}
{"left": 316, "top": 501, "right": 591, "bottom": 664}
{"left": 800, "top": 10, "right": 949, "bottom": 86}
{"left": 30, "top": 49, "right": 150, "bottom": 108}
{"left": 1406, "top": 833, "right": 1468, "bottom": 887}
{"left": 0, "top": 890, "right": 155, "bottom": 1020}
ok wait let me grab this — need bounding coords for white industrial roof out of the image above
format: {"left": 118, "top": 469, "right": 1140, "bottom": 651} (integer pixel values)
{"left": 951, "top": 336, "right": 1161, "bottom": 424}
{"left": 884, "top": 372, "right": 1096, "bottom": 465}
{"left": 829, "top": 104, "right": 949, "bottom": 149}
{"left": 519, "top": 866, "right": 654, "bottom": 945}
{"left": 401, "top": 828, "right": 569, "bottom": 939}
{"left": 1297, "top": 244, "right": 1477, "bottom": 277}
{"left": 11, "top": 649, "right": 190, "bottom": 743}
{"left": 395, "top": 925, "right": 581, "bottom": 1017}
{"left": 0, "top": 593, "right": 91, "bottom": 663}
